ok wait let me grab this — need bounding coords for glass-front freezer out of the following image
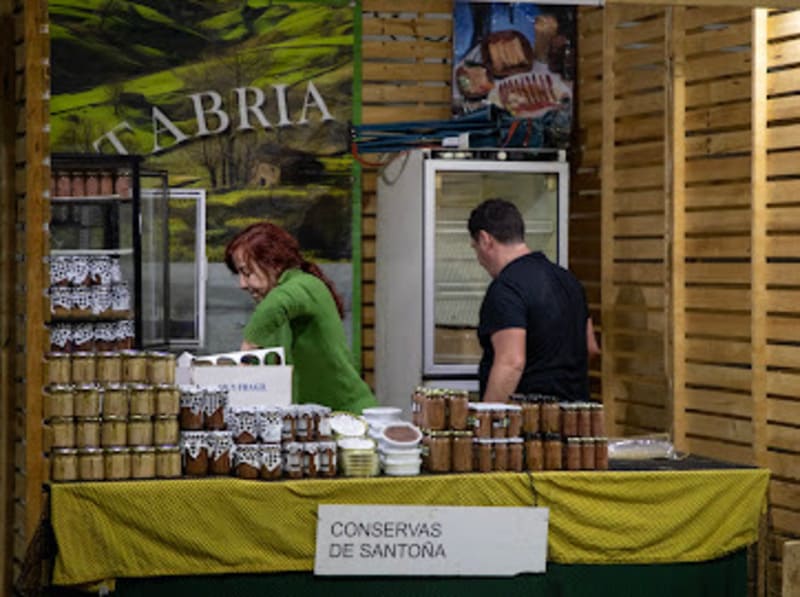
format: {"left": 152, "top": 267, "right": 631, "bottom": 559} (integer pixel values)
{"left": 376, "top": 148, "right": 569, "bottom": 412}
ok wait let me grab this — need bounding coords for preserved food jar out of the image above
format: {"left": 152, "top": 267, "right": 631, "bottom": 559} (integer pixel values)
{"left": 543, "top": 433, "right": 563, "bottom": 470}
{"left": 75, "top": 417, "right": 101, "bottom": 448}
{"left": 127, "top": 415, "right": 153, "bottom": 446}
{"left": 565, "top": 437, "right": 582, "bottom": 470}
{"left": 128, "top": 384, "right": 155, "bottom": 417}
{"left": 101, "top": 416, "right": 128, "bottom": 447}
{"left": 474, "top": 438, "right": 493, "bottom": 473}
{"left": 590, "top": 403, "right": 606, "bottom": 437}
{"left": 71, "top": 352, "right": 96, "bottom": 384}
{"left": 102, "top": 383, "right": 129, "bottom": 418}
{"left": 181, "top": 431, "right": 208, "bottom": 476}
{"left": 74, "top": 384, "right": 101, "bottom": 418}
{"left": 422, "top": 391, "right": 446, "bottom": 431}
{"left": 451, "top": 431, "right": 473, "bottom": 473}
{"left": 51, "top": 448, "right": 79, "bottom": 482}
{"left": 580, "top": 437, "right": 596, "bottom": 470}
{"left": 179, "top": 385, "right": 205, "bottom": 430}
{"left": 154, "top": 415, "right": 179, "bottom": 446}
{"left": 48, "top": 417, "right": 76, "bottom": 449}
{"left": 207, "top": 431, "right": 234, "bottom": 475}
{"left": 494, "top": 440, "right": 509, "bottom": 471}
{"left": 491, "top": 405, "right": 508, "bottom": 439}
{"left": 317, "top": 441, "right": 337, "bottom": 478}
{"left": 147, "top": 351, "right": 175, "bottom": 385}
{"left": 104, "top": 447, "right": 132, "bottom": 480}
{"left": 280, "top": 406, "right": 297, "bottom": 441}
{"left": 295, "top": 405, "right": 315, "bottom": 442}
{"left": 468, "top": 403, "right": 493, "bottom": 439}
{"left": 448, "top": 391, "right": 469, "bottom": 431}
{"left": 130, "top": 446, "right": 156, "bottom": 479}
{"left": 524, "top": 435, "right": 544, "bottom": 471}
{"left": 508, "top": 438, "right": 524, "bottom": 472}
{"left": 259, "top": 407, "right": 283, "bottom": 443}
{"left": 96, "top": 352, "right": 122, "bottom": 384}
{"left": 506, "top": 404, "right": 522, "bottom": 437}
{"left": 234, "top": 444, "right": 260, "bottom": 479}
{"left": 44, "top": 385, "right": 74, "bottom": 419}
{"left": 561, "top": 403, "right": 578, "bottom": 437}
{"left": 45, "top": 352, "right": 72, "bottom": 385}
{"left": 316, "top": 406, "right": 332, "bottom": 441}
{"left": 282, "top": 442, "right": 304, "bottom": 479}
{"left": 77, "top": 447, "right": 104, "bottom": 481}
{"left": 121, "top": 350, "right": 148, "bottom": 383}
{"left": 230, "top": 407, "right": 259, "bottom": 444}
{"left": 411, "top": 387, "right": 425, "bottom": 427}
{"left": 303, "top": 442, "right": 320, "bottom": 477}
{"left": 425, "top": 431, "right": 451, "bottom": 473}
{"left": 540, "top": 397, "right": 561, "bottom": 434}
{"left": 203, "top": 386, "right": 227, "bottom": 430}
{"left": 521, "top": 401, "right": 541, "bottom": 434}
{"left": 154, "top": 385, "right": 180, "bottom": 416}
{"left": 577, "top": 403, "right": 592, "bottom": 437}
{"left": 261, "top": 443, "right": 283, "bottom": 480}
{"left": 594, "top": 437, "right": 609, "bottom": 470}
{"left": 155, "top": 445, "right": 182, "bottom": 478}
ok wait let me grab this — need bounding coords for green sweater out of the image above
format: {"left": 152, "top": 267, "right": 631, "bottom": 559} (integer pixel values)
{"left": 243, "top": 268, "right": 377, "bottom": 414}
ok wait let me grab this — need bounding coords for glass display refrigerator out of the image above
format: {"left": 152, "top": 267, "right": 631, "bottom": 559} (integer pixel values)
{"left": 375, "top": 148, "right": 569, "bottom": 413}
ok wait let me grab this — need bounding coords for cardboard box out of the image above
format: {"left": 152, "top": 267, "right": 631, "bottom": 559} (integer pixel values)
{"left": 176, "top": 348, "right": 292, "bottom": 408}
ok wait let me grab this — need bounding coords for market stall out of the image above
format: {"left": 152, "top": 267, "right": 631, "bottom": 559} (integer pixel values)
{"left": 49, "top": 461, "right": 768, "bottom": 596}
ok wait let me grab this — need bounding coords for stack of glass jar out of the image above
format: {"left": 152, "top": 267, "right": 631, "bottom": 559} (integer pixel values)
{"left": 178, "top": 393, "right": 337, "bottom": 481}
{"left": 48, "top": 255, "right": 134, "bottom": 353}
{"left": 413, "top": 387, "right": 474, "bottom": 474}
{"left": 46, "top": 349, "right": 181, "bottom": 483}
{"left": 508, "top": 394, "right": 608, "bottom": 471}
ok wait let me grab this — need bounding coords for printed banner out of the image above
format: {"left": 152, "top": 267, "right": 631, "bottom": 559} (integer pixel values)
{"left": 50, "top": 1, "right": 356, "bottom": 353}
{"left": 452, "top": 0, "right": 576, "bottom": 149}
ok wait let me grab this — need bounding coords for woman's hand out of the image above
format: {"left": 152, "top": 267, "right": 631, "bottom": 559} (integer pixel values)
{"left": 240, "top": 340, "right": 261, "bottom": 351}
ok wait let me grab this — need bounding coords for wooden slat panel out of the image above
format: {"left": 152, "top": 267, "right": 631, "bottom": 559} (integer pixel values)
{"left": 362, "top": 18, "right": 451, "bottom": 39}
{"left": 362, "top": 62, "right": 452, "bottom": 82}
{"left": 766, "top": 264, "right": 800, "bottom": 286}
{"left": 614, "top": 115, "right": 665, "bottom": 142}
{"left": 766, "top": 344, "right": 800, "bottom": 369}
{"left": 614, "top": 139, "right": 664, "bottom": 165}
{"left": 613, "top": 188, "right": 665, "bottom": 212}
{"left": 685, "top": 436, "right": 755, "bottom": 464}
{"left": 363, "top": 0, "right": 452, "bottom": 12}
{"left": 685, "top": 129, "right": 751, "bottom": 157}
{"left": 685, "top": 208, "right": 751, "bottom": 234}
{"left": 685, "top": 287, "right": 750, "bottom": 310}
{"left": 768, "top": 423, "right": 800, "bottom": 453}
{"left": 768, "top": 451, "right": 800, "bottom": 482}
{"left": 685, "top": 182, "right": 750, "bottom": 208}
{"left": 362, "top": 40, "right": 451, "bottom": 60}
{"left": 362, "top": 84, "right": 450, "bottom": 104}
{"left": 612, "top": 399, "right": 669, "bottom": 430}
{"left": 613, "top": 164, "right": 664, "bottom": 189}
{"left": 766, "top": 149, "right": 800, "bottom": 178}
{"left": 685, "top": 21, "right": 751, "bottom": 55}
{"left": 685, "top": 77, "right": 752, "bottom": 108}
{"left": 685, "top": 156, "right": 752, "bottom": 184}
{"left": 768, "top": 38, "right": 800, "bottom": 70}
{"left": 613, "top": 263, "right": 665, "bottom": 284}
{"left": 767, "top": 68, "right": 800, "bottom": 96}
{"left": 685, "top": 311, "right": 751, "bottom": 336}
{"left": 685, "top": 51, "right": 751, "bottom": 83}
{"left": 765, "top": 370, "right": 800, "bottom": 398}
{"left": 615, "top": 214, "right": 665, "bottom": 235}
{"left": 766, "top": 123, "right": 800, "bottom": 152}
{"left": 683, "top": 387, "right": 753, "bottom": 418}
{"left": 685, "top": 362, "right": 752, "bottom": 391}
{"left": 685, "top": 262, "right": 750, "bottom": 284}
{"left": 685, "top": 412, "right": 754, "bottom": 444}
{"left": 685, "top": 235, "right": 750, "bottom": 258}
{"left": 614, "top": 238, "right": 665, "bottom": 260}
{"left": 765, "top": 316, "right": 800, "bottom": 344}
{"left": 361, "top": 104, "right": 450, "bottom": 124}
{"left": 683, "top": 7, "right": 751, "bottom": 30}
{"left": 685, "top": 102, "right": 751, "bottom": 133}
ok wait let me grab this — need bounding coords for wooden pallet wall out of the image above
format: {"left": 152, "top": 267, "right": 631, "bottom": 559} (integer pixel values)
{"left": 763, "top": 8, "right": 800, "bottom": 595}
{"left": 359, "top": 0, "right": 454, "bottom": 387}
{"left": 601, "top": 5, "right": 671, "bottom": 436}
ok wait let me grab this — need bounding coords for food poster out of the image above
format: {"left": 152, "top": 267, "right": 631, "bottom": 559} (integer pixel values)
{"left": 452, "top": 1, "right": 576, "bottom": 148}
{"left": 49, "top": 1, "right": 358, "bottom": 353}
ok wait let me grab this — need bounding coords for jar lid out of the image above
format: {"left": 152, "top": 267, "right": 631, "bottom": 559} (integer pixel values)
{"left": 156, "top": 383, "right": 178, "bottom": 390}
{"left": 154, "top": 414, "right": 178, "bottom": 421}
{"left": 53, "top": 447, "right": 79, "bottom": 455}
{"left": 506, "top": 437, "right": 523, "bottom": 444}
{"left": 102, "top": 415, "right": 128, "bottom": 422}
{"left": 451, "top": 430, "right": 474, "bottom": 438}
{"left": 104, "top": 447, "right": 131, "bottom": 454}
{"left": 76, "top": 416, "right": 102, "bottom": 423}
{"left": 103, "top": 382, "right": 127, "bottom": 391}
{"left": 97, "top": 351, "right": 121, "bottom": 357}
{"left": 72, "top": 351, "right": 95, "bottom": 358}
{"left": 75, "top": 383, "right": 99, "bottom": 391}
{"left": 45, "top": 351, "right": 70, "bottom": 358}
{"left": 423, "top": 429, "right": 452, "bottom": 438}
{"left": 155, "top": 445, "right": 181, "bottom": 453}
{"left": 337, "top": 436, "right": 375, "bottom": 451}
{"left": 46, "top": 384, "right": 73, "bottom": 392}
{"left": 78, "top": 447, "right": 104, "bottom": 455}
{"left": 146, "top": 351, "right": 174, "bottom": 359}
{"left": 120, "top": 349, "right": 143, "bottom": 357}
{"left": 131, "top": 446, "right": 156, "bottom": 454}
{"left": 48, "top": 416, "right": 74, "bottom": 423}
{"left": 129, "top": 415, "right": 153, "bottom": 422}
{"left": 329, "top": 412, "right": 367, "bottom": 437}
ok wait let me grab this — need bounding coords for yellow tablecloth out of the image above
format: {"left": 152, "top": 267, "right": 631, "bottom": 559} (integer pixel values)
{"left": 50, "top": 469, "right": 769, "bottom": 586}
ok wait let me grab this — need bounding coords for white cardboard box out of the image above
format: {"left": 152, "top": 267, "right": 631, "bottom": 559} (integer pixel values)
{"left": 175, "top": 348, "right": 292, "bottom": 408}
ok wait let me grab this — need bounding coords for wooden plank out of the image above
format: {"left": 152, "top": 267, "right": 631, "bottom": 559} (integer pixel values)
{"left": 685, "top": 156, "right": 752, "bottom": 184}
{"left": 767, "top": 149, "right": 800, "bottom": 178}
{"left": 768, "top": 451, "right": 800, "bottom": 482}
{"left": 685, "top": 181, "right": 750, "bottom": 208}
{"left": 614, "top": 17, "right": 667, "bottom": 48}
{"left": 766, "top": 316, "right": 800, "bottom": 344}
{"left": 685, "top": 50, "right": 751, "bottom": 83}
{"left": 767, "top": 68, "right": 800, "bottom": 96}
{"left": 614, "top": 139, "right": 665, "bottom": 165}
{"left": 685, "top": 361, "right": 752, "bottom": 392}
{"left": 766, "top": 370, "right": 800, "bottom": 399}
{"left": 685, "top": 262, "right": 749, "bottom": 284}
{"left": 614, "top": 115, "right": 666, "bottom": 143}
{"left": 614, "top": 68, "right": 668, "bottom": 97}
{"left": 685, "top": 235, "right": 750, "bottom": 258}
{"left": 685, "top": 20, "right": 751, "bottom": 55}
{"left": 362, "top": 62, "right": 452, "bottom": 82}
{"left": 685, "top": 411, "right": 754, "bottom": 444}
{"left": 611, "top": 399, "right": 669, "bottom": 431}
{"left": 781, "top": 541, "right": 800, "bottom": 597}
{"left": 766, "top": 344, "right": 800, "bottom": 369}
{"left": 614, "top": 238, "right": 665, "bottom": 260}
{"left": 766, "top": 290, "right": 800, "bottom": 312}
{"left": 361, "top": 104, "right": 451, "bottom": 124}
{"left": 363, "top": 0, "right": 452, "bottom": 12}
{"left": 768, "top": 424, "right": 800, "bottom": 453}
{"left": 684, "top": 436, "right": 754, "bottom": 465}
{"left": 602, "top": 5, "right": 619, "bottom": 436}
{"left": 613, "top": 45, "right": 666, "bottom": 72}
{"left": 613, "top": 263, "right": 665, "bottom": 284}
{"left": 685, "top": 208, "right": 751, "bottom": 233}
{"left": 684, "top": 102, "right": 751, "bottom": 133}
{"left": 614, "top": 214, "right": 665, "bottom": 235}
{"left": 766, "top": 264, "right": 800, "bottom": 287}
{"left": 362, "top": 40, "right": 451, "bottom": 60}
{"left": 685, "top": 76, "right": 752, "bottom": 108}
{"left": 685, "top": 311, "right": 751, "bottom": 336}
{"left": 362, "top": 18, "right": 451, "bottom": 39}
{"left": 767, "top": 10, "right": 800, "bottom": 40}
{"left": 614, "top": 164, "right": 665, "bottom": 189}
{"left": 683, "top": 6, "right": 752, "bottom": 30}
{"left": 362, "top": 83, "right": 450, "bottom": 104}
{"left": 768, "top": 37, "right": 800, "bottom": 70}
{"left": 767, "top": 123, "right": 800, "bottom": 151}
{"left": 683, "top": 387, "right": 753, "bottom": 418}
{"left": 685, "top": 129, "right": 751, "bottom": 157}
{"left": 770, "top": 479, "right": 800, "bottom": 510}
{"left": 684, "top": 287, "right": 750, "bottom": 311}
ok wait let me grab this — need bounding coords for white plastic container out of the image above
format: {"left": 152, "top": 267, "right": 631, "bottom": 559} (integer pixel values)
{"left": 379, "top": 421, "right": 422, "bottom": 450}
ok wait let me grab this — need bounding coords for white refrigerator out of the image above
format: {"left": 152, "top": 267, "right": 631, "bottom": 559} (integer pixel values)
{"left": 375, "top": 148, "right": 570, "bottom": 414}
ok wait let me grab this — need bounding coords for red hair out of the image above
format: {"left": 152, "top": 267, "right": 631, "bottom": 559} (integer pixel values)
{"left": 224, "top": 221, "right": 345, "bottom": 318}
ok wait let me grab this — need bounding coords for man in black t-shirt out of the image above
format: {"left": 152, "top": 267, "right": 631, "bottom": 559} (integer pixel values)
{"left": 467, "top": 198, "right": 600, "bottom": 402}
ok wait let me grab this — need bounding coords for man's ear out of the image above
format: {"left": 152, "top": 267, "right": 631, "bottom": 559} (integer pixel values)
{"left": 478, "top": 229, "right": 493, "bottom": 249}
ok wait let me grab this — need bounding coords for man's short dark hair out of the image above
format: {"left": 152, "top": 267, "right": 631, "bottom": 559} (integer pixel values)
{"left": 468, "top": 198, "right": 525, "bottom": 244}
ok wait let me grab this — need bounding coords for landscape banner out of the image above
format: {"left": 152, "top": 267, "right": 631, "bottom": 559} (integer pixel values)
{"left": 50, "top": 0, "right": 357, "bottom": 352}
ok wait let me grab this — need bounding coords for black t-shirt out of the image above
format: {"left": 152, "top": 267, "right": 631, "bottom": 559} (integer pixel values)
{"left": 477, "top": 251, "right": 590, "bottom": 401}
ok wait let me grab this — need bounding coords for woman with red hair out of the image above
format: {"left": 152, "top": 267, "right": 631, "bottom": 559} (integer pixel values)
{"left": 225, "top": 221, "right": 377, "bottom": 414}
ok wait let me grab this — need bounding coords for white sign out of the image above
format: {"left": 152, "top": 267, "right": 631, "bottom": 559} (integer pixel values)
{"left": 314, "top": 505, "right": 549, "bottom": 576}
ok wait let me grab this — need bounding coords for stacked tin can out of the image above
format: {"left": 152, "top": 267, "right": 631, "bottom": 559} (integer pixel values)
{"left": 508, "top": 394, "right": 608, "bottom": 471}
{"left": 46, "top": 349, "right": 181, "bottom": 482}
